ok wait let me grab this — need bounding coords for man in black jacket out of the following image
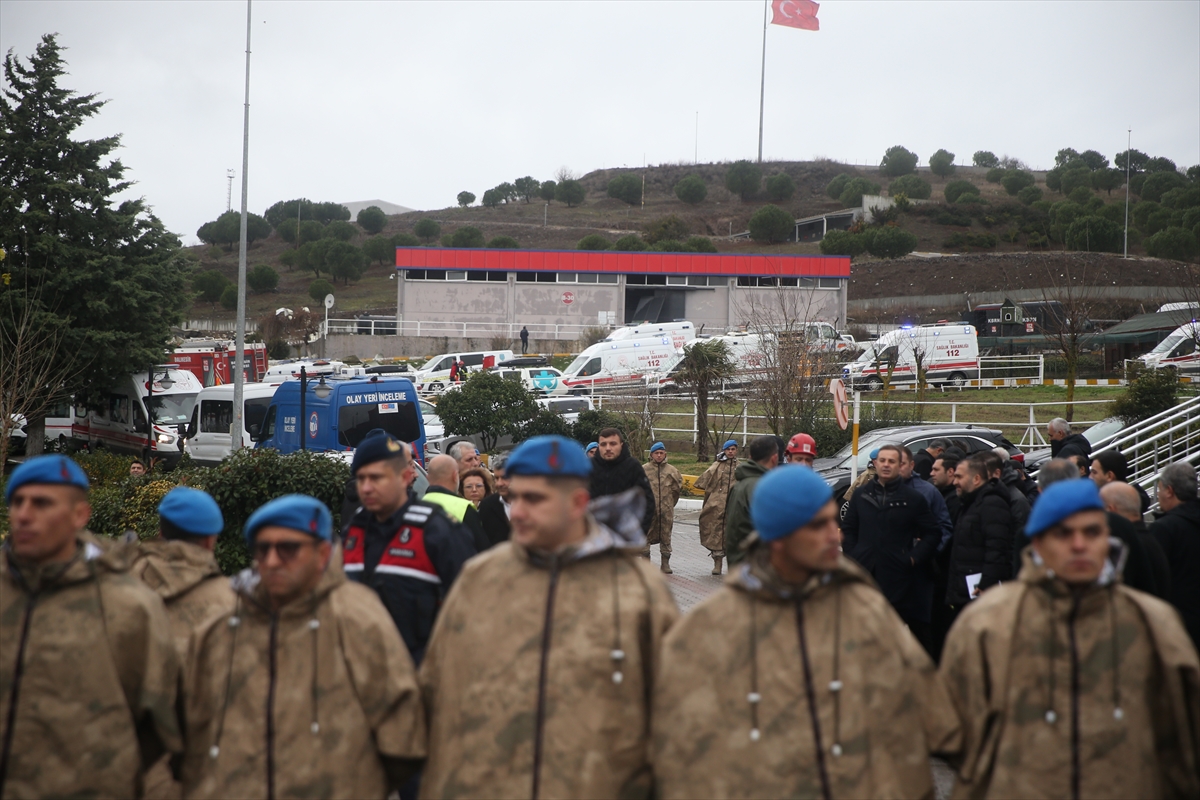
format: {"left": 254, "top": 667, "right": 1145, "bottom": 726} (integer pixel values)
{"left": 342, "top": 430, "right": 476, "bottom": 665}
{"left": 945, "top": 453, "right": 1014, "bottom": 614}
{"left": 842, "top": 443, "right": 942, "bottom": 648}
{"left": 477, "top": 455, "right": 511, "bottom": 548}
{"left": 1102, "top": 481, "right": 1171, "bottom": 599}
{"left": 912, "top": 438, "right": 949, "bottom": 481}
{"left": 1048, "top": 417, "right": 1092, "bottom": 461}
{"left": 589, "top": 427, "right": 656, "bottom": 534}
{"left": 1149, "top": 461, "right": 1200, "bottom": 647}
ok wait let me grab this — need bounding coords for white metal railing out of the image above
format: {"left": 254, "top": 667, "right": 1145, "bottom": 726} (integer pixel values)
{"left": 1091, "top": 395, "right": 1200, "bottom": 508}
{"left": 323, "top": 319, "right": 609, "bottom": 341}
{"left": 978, "top": 354, "right": 1044, "bottom": 383}
{"left": 587, "top": 394, "right": 1116, "bottom": 449}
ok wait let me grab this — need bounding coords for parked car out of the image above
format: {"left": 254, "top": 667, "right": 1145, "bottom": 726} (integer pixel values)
{"left": 535, "top": 396, "right": 594, "bottom": 424}
{"left": 1023, "top": 417, "right": 1127, "bottom": 474}
{"left": 813, "top": 424, "right": 1022, "bottom": 504}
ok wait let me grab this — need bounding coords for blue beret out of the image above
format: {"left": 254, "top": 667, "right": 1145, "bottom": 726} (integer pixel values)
{"left": 586, "top": 442, "right": 598, "bottom": 453}
{"left": 869, "top": 448, "right": 880, "bottom": 460}
{"left": 750, "top": 465, "right": 834, "bottom": 542}
{"left": 158, "top": 487, "right": 224, "bottom": 536}
{"left": 507, "top": 435, "right": 592, "bottom": 479}
{"left": 650, "top": 442, "right": 666, "bottom": 453}
{"left": 351, "top": 428, "right": 406, "bottom": 474}
{"left": 1026, "top": 479, "right": 1105, "bottom": 538}
{"left": 5, "top": 455, "right": 89, "bottom": 503}
{"left": 244, "top": 494, "right": 332, "bottom": 543}
{"left": 723, "top": 440, "right": 738, "bottom": 450}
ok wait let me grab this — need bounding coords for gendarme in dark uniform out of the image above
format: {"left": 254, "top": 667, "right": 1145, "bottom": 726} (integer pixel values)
{"left": 341, "top": 429, "right": 475, "bottom": 664}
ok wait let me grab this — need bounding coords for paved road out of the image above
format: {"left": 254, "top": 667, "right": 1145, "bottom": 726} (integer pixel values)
{"left": 649, "top": 507, "right": 957, "bottom": 799}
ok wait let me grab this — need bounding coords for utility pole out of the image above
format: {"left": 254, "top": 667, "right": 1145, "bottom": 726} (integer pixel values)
{"left": 231, "top": 0, "right": 253, "bottom": 452}
{"left": 1123, "top": 128, "right": 1131, "bottom": 259}
{"left": 226, "top": 169, "right": 235, "bottom": 212}
{"left": 694, "top": 111, "right": 698, "bottom": 165}
{"left": 756, "top": 0, "right": 768, "bottom": 163}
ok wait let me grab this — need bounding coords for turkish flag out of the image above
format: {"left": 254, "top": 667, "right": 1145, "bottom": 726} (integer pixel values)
{"left": 771, "top": 0, "right": 820, "bottom": 31}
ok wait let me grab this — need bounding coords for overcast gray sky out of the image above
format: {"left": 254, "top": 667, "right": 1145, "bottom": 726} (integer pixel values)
{"left": 3, "top": 0, "right": 1198, "bottom": 245}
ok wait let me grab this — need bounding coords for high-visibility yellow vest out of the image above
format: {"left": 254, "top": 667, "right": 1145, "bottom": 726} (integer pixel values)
{"left": 421, "top": 490, "right": 473, "bottom": 523}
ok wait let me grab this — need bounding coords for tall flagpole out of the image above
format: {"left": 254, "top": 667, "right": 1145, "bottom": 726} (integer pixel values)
{"left": 757, "top": 0, "right": 768, "bottom": 163}
{"left": 231, "top": 0, "right": 252, "bottom": 451}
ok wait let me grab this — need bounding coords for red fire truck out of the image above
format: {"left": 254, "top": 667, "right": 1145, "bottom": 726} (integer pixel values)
{"left": 170, "top": 339, "right": 269, "bottom": 387}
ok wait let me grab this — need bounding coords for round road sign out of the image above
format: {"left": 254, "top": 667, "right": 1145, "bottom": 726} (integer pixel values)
{"left": 561, "top": 291, "right": 575, "bottom": 305}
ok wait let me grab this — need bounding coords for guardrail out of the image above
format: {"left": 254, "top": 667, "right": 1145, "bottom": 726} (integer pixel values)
{"left": 1092, "top": 394, "right": 1200, "bottom": 509}
{"left": 323, "top": 319, "right": 608, "bottom": 340}
{"left": 588, "top": 393, "right": 1116, "bottom": 449}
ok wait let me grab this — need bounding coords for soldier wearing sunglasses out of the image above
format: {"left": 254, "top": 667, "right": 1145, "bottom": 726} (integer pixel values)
{"left": 179, "top": 494, "right": 426, "bottom": 799}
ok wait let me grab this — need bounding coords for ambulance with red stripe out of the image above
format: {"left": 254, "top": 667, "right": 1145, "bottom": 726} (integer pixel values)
{"left": 1139, "top": 322, "right": 1200, "bottom": 374}
{"left": 561, "top": 337, "right": 684, "bottom": 394}
{"left": 72, "top": 367, "right": 204, "bottom": 466}
{"left": 843, "top": 323, "right": 980, "bottom": 390}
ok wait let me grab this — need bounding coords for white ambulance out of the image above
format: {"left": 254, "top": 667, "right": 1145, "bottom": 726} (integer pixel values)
{"left": 1139, "top": 323, "right": 1200, "bottom": 374}
{"left": 73, "top": 367, "right": 204, "bottom": 466}
{"left": 562, "top": 338, "right": 683, "bottom": 393}
{"left": 842, "top": 324, "right": 980, "bottom": 390}
{"left": 413, "top": 349, "right": 515, "bottom": 393}
{"left": 604, "top": 321, "right": 695, "bottom": 347}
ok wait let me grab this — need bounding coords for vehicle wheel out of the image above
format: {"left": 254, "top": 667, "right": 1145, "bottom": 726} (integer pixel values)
{"left": 428, "top": 382, "right": 444, "bottom": 392}
{"left": 948, "top": 372, "right": 968, "bottom": 388}
{"left": 866, "top": 377, "right": 883, "bottom": 392}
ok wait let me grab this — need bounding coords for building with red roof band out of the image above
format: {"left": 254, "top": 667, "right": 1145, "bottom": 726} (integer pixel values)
{"left": 389, "top": 248, "right": 850, "bottom": 338}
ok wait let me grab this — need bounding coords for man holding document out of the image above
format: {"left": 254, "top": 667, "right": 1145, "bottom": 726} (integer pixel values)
{"left": 945, "top": 453, "right": 1014, "bottom": 623}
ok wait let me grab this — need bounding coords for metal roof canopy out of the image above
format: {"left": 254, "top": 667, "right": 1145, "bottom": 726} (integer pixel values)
{"left": 394, "top": 247, "right": 850, "bottom": 278}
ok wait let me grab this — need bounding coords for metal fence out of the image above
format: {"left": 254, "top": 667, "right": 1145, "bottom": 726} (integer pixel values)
{"left": 324, "top": 318, "right": 606, "bottom": 341}
{"left": 590, "top": 393, "right": 1115, "bottom": 449}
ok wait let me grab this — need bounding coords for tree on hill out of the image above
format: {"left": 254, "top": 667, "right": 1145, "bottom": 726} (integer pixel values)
{"left": 748, "top": 205, "right": 793, "bottom": 243}
{"left": 276, "top": 218, "right": 300, "bottom": 245}
{"left": 1141, "top": 171, "right": 1188, "bottom": 203}
{"left": 1001, "top": 170, "right": 1036, "bottom": 196}
{"left": 299, "top": 239, "right": 334, "bottom": 277}
{"left": 1058, "top": 167, "right": 1093, "bottom": 196}
{"left": 298, "top": 219, "right": 324, "bottom": 245}
{"left": 457, "top": 191, "right": 476, "bottom": 207}
{"left": 1, "top": 33, "right": 189, "bottom": 454}
{"left": 1091, "top": 168, "right": 1124, "bottom": 195}
{"left": 889, "top": 174, "right": 931, "bottom": 200}
{"left": 325, "top": 220, "right": 357, "bottom": 241}
{"left": 866, "top": 226, "right": 918, "bottom": 259}
{"left": 555, "top": 179, "right": 586, "bottom": 207}
{"left": 198, "top": 210, "right": 271, "bottom": 250}
{"left": 193, "top": 270, "right": 230, "bottom": 312}
{"left": 514, "top": 177, "right": 539, "bottom": 203}
{"left": 765, "top": 173, "right": 796, "bottom": 202}
{"left": 928, "top": 149, "right": 956, "bottom": 178}
{"left": 220, "top": 284, "right": 239, "bottom": 311}
{"left": 577, "top": 234, "right": 611, "bottom": 250}
{"left": 880, "top": 145, "right": 918, "bottom": 177}
{"left": 356, "top": 205, "right": 386, "bottom": 234}
{"left": 1079, "top": 150, "right": 1110, "bottom": 171}
{"left": 325, "top": 242, "right": 365, "bottom": 285}
{"left": 539, "top": 180, "right": 557, "bottom": 202}
{"left": 1017, "top": 185, "right": 1044, "bottom": 205}
{"left": 1145, "top": 227, "right": 1199, "bottom": 261}
{"left": 945, "top": 180, "right": 979, "bottom": 203}
{"left": 643, "top": 214, "right": 690, "bottom": 244}
{"left": 488, "top": 236, "right": 519, "bottom": 248}
{"left": 451, "top": 226, "right": 485, "bottom": 248}
{"left": 414, "top": 218, "right": 441, "bottom": 242}
{"left": 652, "top": 239, "right": 685, "bottom": 252}
{"left": 614, "top": 234, "right": 647, "bottom": 251}
{"left": 985, "top": 167, "right": 1006, "bottom": 184}
{"left": 247, "top": 264, "right": 279, "bottom": 294}
{"left": 819, "top": 230, "right": 865, "bottom": 257}
{"left": 481, "top": 189, "right": 502, "bottom": 208}
{"left": 391, "top": 232, "right": 419, "bottom": 248}
{"left": 973, "top": 151, "right": 1000, "bottom": 168}
{"left": 1145, "top": 157, "right": 1178, "bottom": 174}
{"left": 264, "top": 198, "right": 314, "bottom": 228}
{"left": 1064, "top": 216, "right": 1122, "bottom": 253}
{"left": 1054, "top": 148, "right": 1081, "bottom": 168}
{"left": 826, "top": 173, "right": 852, "bottom": 200}
{"left": 312, "top": 202, "right": 350, "bottom": 224}
{"left": 674, "top": 174, "right": 707, "bottom": 205}
{"left": 839, "top": 177, "right": 881, "bottom": 208}
{"left": 309, "top": 278, "right": 335, "bottom": 304}
{"left": 607, "top": 174, "right": 642, "bottom": 205}
{"left": 1115, "top": 149, "right": 1149, "bottom": 173}
{"left": 725, "top": 160, "right": 762, "bottom": 201}
{"left": 363, "top": 235, "right": 394, "bottom": 265}
{"left": 494, "top": 182, "right": 517, "bottom": 203}
{"left": 685, "top": 236, "right": 718, "bottom": 253}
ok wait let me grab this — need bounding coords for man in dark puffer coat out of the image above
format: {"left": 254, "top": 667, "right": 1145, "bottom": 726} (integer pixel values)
{"left": 589, "top": 427, "right": 656, "bottom": 535}
{"left": 946, "top": 453, "right": 1013, "bottom": 610}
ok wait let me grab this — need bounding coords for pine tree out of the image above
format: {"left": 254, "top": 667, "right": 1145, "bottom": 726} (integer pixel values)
{"left": 1, "top": 35, "right": 189, "bottom": 452}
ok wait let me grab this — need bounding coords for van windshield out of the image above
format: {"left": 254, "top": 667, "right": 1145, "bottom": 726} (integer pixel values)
{"left": 856, "top": 345, "right": 884, "bottom": 362}
{"left": 338, "top": 401, "right": 421, "bottom": 448}
{"left": 1149, "top": 334, "right": 1185, "bottom": 356}
{"left": 565, "top": 354, "right": 590, "bottom": 375}
{"left": 147, "top": 393, "right": 198, "bottom": 424}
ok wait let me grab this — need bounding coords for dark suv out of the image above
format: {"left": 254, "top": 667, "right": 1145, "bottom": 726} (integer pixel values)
{"left": 813, "top": 424, "right": 1023, "bottom": 504}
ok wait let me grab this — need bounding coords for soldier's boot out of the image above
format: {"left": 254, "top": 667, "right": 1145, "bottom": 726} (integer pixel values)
{"left": 711, "top": 555, "right": 723, "bottom": 575}
{"left": 660, "top": 555, "right": 673, "bottom": 574}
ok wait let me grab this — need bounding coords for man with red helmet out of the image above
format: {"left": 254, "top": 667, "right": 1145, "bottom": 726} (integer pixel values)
{"left": 785, "top": 433, "right": 817, "bottom": 467}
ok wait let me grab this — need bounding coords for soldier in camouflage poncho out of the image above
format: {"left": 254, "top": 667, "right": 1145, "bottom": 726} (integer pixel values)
{"left": 1, "top": 456, "right": 182, "bottom": 798}
{"left": 642, "top": 442, "right": 682, "bottom": 573}
{"left": 940, "top": 480, "right": 1200, "bottom": 799}
{"left": 653, "top": 466, "right": 960, "bottom": 799}
{"left": 419, "top": 436, "right": 678, "bottom": 799}
{"left": 695, "top": 441, "right": 739, "bottom": 574}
